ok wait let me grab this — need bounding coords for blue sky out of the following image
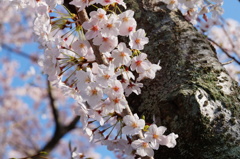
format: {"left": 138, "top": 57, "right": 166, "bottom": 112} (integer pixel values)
{"left": 223, "top": 0, "right": 240, "bottom": 21}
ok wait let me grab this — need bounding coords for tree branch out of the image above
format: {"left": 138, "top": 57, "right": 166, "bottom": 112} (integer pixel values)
{"left": 208, "top": 38, "right": 240, "bottom": 65}
{"left": 64, "top": 0, "right": 105, "bottom": 64}
{"left": 1, "top": 44, "right": 38, "bottom": 62}
{"left": 36, "top": 80, "right": 80, "bottom": 155}
{"left": 47, "top": 80, "right": 60, "bottom": 129}
{"left": 39, "top": 116, "right": 80, "bottom": 154}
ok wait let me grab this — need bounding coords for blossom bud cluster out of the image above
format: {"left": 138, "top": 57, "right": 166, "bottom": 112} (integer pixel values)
{"left": 11, "top": 0, "right": 178, "bottom": 158}
{"left": 161, "top": 0, "right": 224, "bottom": 25}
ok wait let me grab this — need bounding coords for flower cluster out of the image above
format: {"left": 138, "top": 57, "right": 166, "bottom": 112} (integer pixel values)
{"left": 208, "top": 18, "right": 240, "bottom": 82}
{"left": 11, "top": 0, "right": 178, "bottom": 158}
{"left": 161, "top": 0, "right": 224, "bottom": 25}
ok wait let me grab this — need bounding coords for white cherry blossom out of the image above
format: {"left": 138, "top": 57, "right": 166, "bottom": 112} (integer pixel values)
{"left": 164, "top": 133, "right": 179, "bottom": 148}
{"left": 131, "top": 139, "right": 154, "bottom": 157}
{"left": 109, "top": 95, "right": 127, "bottom": 113}
{"left": 93, "top": 34, "right": 118, "bottom": 53}
{"left": 119, "top": 10, "right": 137, "bottom": 36}
{"left": 130, "top": 53, "right": 150, "bottom": 73}
{"left": 70, "top": 0, "right": 95, "bottom": 11}
{"left": 124, "top": 82, "right": 143, "bottom": 97}
{"left": 137, "top": 62, "right": 161, "bottom": 81}
{"left": 144, "top": 124, "right": 167, "bottom": 149}
{"left": 89, "top": 8, "right": 108, "bottom": 24}
{"left": 83, "top": 83, "right": 103, "bottom": 106}
{"left": 112, "top": 43, "right": 132, "bottom": 67}
{"left": 82, "top": 19, "right": 101, "bottom": 40}
{"left": 97, "top": 64, "right": 116, "bottom": 87}
{"left": 122, "top": 114, "right": 145, "bottom": 135}
{"left": 23, "top": 0, "right": 181, "bottom": 157}
{"left": 162, "top": 0, "right": 179, "bottom": 10}
{"left": 129, "top": 29, "right": 149, "bottom": 50}
{"left": 106, "top": 80, "right": 124, "bottom": 97}
{"left": 101, "top": 14, "right": 120, "bottom": 37}
{"left": 76, "top": 68, "right": 95, "bottom": 90}
{"left": 71, "top": 40, "right": 93, "bottom": 57}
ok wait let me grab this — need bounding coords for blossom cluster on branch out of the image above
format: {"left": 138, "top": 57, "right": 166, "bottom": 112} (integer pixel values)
{"left": 5, "top": 0, "right": 232, "bottom": 158}
{"left": 9, "top": 0, "right": 178, "bottom": 158}
{"left": 161, "top": 0, "right": 224, "bottom": 24}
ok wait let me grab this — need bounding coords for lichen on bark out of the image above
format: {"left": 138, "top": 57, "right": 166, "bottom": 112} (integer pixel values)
{"left": 125, "top": 0, "right": 240, "bottom": 158}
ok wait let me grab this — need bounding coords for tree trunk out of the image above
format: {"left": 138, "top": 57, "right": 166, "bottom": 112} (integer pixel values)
{"left": 125, "top": 0, "right": 240, "bottom": 158}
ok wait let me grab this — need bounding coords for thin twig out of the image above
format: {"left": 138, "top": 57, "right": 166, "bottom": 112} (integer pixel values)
{"left": 220, "top": 16, "right": 240, "bottom": 59}
{"left": 1, "top": 44, "right": 38, "bottom": 62}
{"left": 222, "top": 60, "right": 234, "bottom": 65}
{"left": 208, "top": 38, "right": 240, "bottom": 65}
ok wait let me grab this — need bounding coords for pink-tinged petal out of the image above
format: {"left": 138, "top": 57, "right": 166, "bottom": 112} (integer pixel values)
{"left": 137, "top": 29, "right": 145, "bottom": 37}
{"left": 136, "top": 148, "right": 147, "bottom": 157}
{"left": 131, "top": 140, "right": 142, "bottom": 149}
{"left": 123, "top": 115, "right": 134, "bottom": 125}
{"left": 150, "top": 140, "right": 160, "bottom": 150}
{"left": 157, "top": 126, "right": 167, "bottom": 135}
{"left": 122, "top": 126, "right": 134, "bottom": 134}
{"left": 165, "top": 133, "right": 179, "bottom": 148}
{"left": 133, "top": 113, "right": 140, "bottom": 119}
{"left": 149, "top": 124, "right": 158, "bottom": 133}
{"left": 139, "top": 53, "right": 147, "bottom": 59}
{"left": 144, "top": 147, "right": 154, "bottom": 157}
{"left": 138, "top": 119, "right": 145, "bottom": 128}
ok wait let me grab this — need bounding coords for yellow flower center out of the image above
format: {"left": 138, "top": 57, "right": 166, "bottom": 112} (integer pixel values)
{"left": 142, "top": 142, "right": 148, "bottom": 148}
{"left": 98, "top": 14, "right": 104, "bottom": 19}
{"left": 113, "top": 98, "right": 120, "bottom": 104}
{"left": 135, "top": 38, "right": 140, "bottom": 44}
{"left": 131, "top": 122, "right": 138, "bottom": 128}
{"left": 153, "top": 134, "right": 159, "bottom": 139}
{"left": 120, "top": 52, "right": 126, "bottom": 57}
{"left": 91, "top": 89, "right": 98, "bottom": 95}
{"left": 107, "top": 23, "right": 113, "bottom": 28}
{"left": 135, "top": 60, "right": 142, "bottom": 66}
{"left": 79, "top": 43, "right": 85, "bottom": 48}
{"left": 113, "top": 86, "right": 119, "bottom": 92}
{"left": 123, "top": 17, "right": 129, "bottom": 22}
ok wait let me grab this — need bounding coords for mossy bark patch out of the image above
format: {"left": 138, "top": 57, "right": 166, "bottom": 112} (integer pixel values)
{"left": 125, "top": 0, "right": 240, "bottom": 158}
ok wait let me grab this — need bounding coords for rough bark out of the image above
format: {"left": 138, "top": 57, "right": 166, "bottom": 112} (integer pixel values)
{"left": 125, "top": 0, "right": 240, "bottom": 158}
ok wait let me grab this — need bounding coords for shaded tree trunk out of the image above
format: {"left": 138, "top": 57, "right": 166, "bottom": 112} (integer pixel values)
{"left": 125, "top": 0, "right": 240, "bottom": 158}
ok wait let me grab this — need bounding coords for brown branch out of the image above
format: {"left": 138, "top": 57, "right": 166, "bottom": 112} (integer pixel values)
{"left": 47, "top": 80, "right": 60, "bottom": 129}
{"left": 77, "top": 10, "right": 105, "bottom": 64}
{"left": 39, "top": 116, "right": 80, "bottom": 154}
{"left": 64, "top": 0, "right": 105, "bottom": 64}
{"left": 37, "top": 80, "right": 80, "bottom": 154}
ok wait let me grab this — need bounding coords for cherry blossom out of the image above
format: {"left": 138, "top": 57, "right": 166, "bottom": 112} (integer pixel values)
{"left": 131, "top": 139, "right": 154, "bottom": 157}
{"left": 112, "top": 42, "right": 132, "bottom": 67}
{"left": 82, "top": 19, "right": 101, "bottom": 40}
{"left": 5, "top": 0, "right": 181, "bottom": 158}
{"left": 122, "top": 114, "right": 145, "bottom": 135}
{"left": 130, "top": 53, "right": 150, "bottom": 73}
{"left": 129, "top": 29, "right": 149, "bottom": 50}
{"left": 93, "top": 34, "right": 118, "bottom": 53}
